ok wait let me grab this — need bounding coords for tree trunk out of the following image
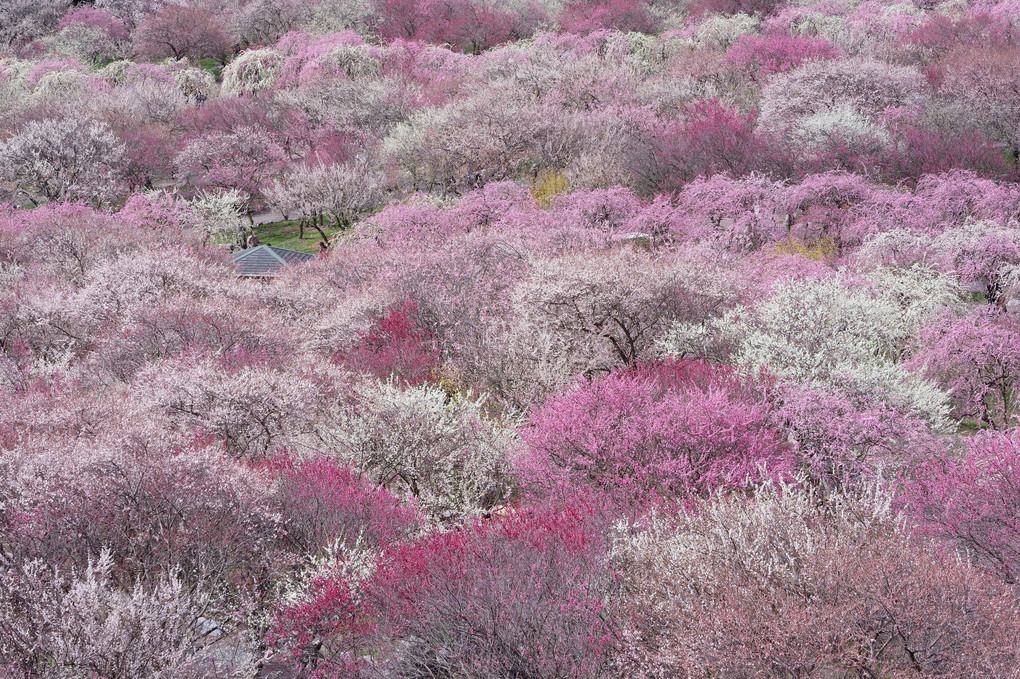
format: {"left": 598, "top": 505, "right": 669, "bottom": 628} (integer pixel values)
{"left": 312, "top": 223, "right": 330, "bottom": 243}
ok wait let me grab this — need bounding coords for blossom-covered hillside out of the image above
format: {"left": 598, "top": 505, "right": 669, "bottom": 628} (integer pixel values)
{"left": 3, "top": 1, "right": 1020, "bottom": 677}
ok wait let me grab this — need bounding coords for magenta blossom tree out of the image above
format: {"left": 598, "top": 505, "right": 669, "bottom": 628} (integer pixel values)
{"left": 520, "top": 359, "right": 793, "bottom": 507}
{"left": 901, "top": 430, "right": 1020, "bottom": 584}
{"left": 725, "top": 34, "right": 840, "bottom": 78}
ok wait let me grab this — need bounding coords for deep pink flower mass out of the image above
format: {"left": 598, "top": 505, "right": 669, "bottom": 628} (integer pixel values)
{"left": 3, "top": 0, "right": 1020, "bottom": 676}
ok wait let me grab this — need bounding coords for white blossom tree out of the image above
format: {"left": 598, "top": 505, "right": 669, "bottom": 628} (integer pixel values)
{"left": 0, "top": 550, "right": 252, "bottom": 678}
{"left": 319, "top": 379, "right": 516, "bottom": 522}
{"left": 658, "top": 267, "right": 957, "bottom": 427}
{"left": 0, "top": 0, "right": 69, "bottom": 48}
{"left": 266, "top": 159, "right": 384, "bottom": 240}
{"left": 0, "top": 117, "right": 126, "bottom": 207}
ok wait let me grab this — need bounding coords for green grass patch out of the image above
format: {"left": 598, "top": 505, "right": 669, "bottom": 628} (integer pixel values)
{"left": 957, "top": 419, "right": 988, "bottom": 435}
{"left": 199, "top": 57, "right": 224, "bottom": 75}
{"left": 255, "top": 219, "right": 346, "bottom": 254}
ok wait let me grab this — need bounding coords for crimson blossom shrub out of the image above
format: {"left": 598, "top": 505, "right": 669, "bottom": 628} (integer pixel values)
{"left": 334, "top": 298, "right": 440, "bottom": 386}
{"left": 520, "top": 359, "right": 793, "bottom": 507}
{"left": 272, "top": 495, "right": 618, "bottom": 679}
{"left": 274, "top": 455, "right": 421, "bottom": 556}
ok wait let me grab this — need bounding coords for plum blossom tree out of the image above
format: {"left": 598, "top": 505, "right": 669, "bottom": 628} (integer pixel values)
{"left": 617, "top": 482, "right": 1020, "bottom": 678}
{"left": 0, "top": 551, "right": 247, "bottom": 678}
{"left": 638, "top": 100, "right": 781, "bottom": 195}
{"left": 560, "top": 0, "right": 656, "bottom": 35}
{"left": 274, "top": 456, "right": 421, "bottom": 557}
{"left": 188, "top": 188, "right": 250, "bottom": 247}
{"left": 724, "top": 33, "right": 839, "bottom": 77}
{"left": 53, "top": 7, "right": 130, "bottom": 62}
{"left": 374, "top": 0, "right": 544, "bottom": 53}
{"left": 879, "top": 117, "right": 1013, "bottom": 184}
{"left": 369, "top": 498, "right": 618, "bottom": 679}
{"left": 133, "top": 3, "right": 232, "bottom": 61}
{"left": 333, "top": 299, "right": 441, "bottom": 386}
{"left": 4, "top": 436, "right": 283, "bottom": 591}
{"left": 758, "top": 58, "right": 922, "bottom": 169}
{"left": 909, "top": 307, "right": 1020, "bottom": 429}
{"left": 521, "top": 359, "right": 792, "bottom": 507}
{"left": 689, "top": 0, "right": 785, "bottom": 18}
{"left": 774, "top": 381, "right": 941, "bottom": 490}
{"left": 266, "top": 158, "right": 384, "bottom": 239}
{"left": 860, "top": 220, "right": 1020, "bottom": 305}
{"left": 220, "top": 47, "right": 284, "bottom": 95}
{"left": 381, "top": 91, "right": 543, "bottom": 194}
{"left": 901, "top": 430, "right": 1020, "bottom": 584}
{"left": 0, "top": 0, "right": 70, "bottom": 49}
{"left": 135, "top": 354, "right": 329, "bottom": 460}
{"left": 0, "top": 116, "right": 126, "bottom": 206}
{"left": 93, "top": 0, "right": 163, "bottom": 30}
{"left": 659, "top": 268, "right": 957, "bottom": 426}
{"left": 271, "top": 496, "right": 618, "bottom": 678}
{"left": 517, "top": 248, "right": 736, "bottom": 372}
{"left": 302, "top": 0, "right": 381, "bottom": 35}
{"left": 666, "top": 173, "right": 789, "bottom": 251}
{"left": 936, "top": 46, "right": 1020, "bottom": 162}
{"left": 174, "top": 126, "right": 286, "bottom": 212}
{"left": 230, "top": 0, "right": 310, "bottom": 49}
{"left": 319, "top": 378, "right": 515, "bottom": 521}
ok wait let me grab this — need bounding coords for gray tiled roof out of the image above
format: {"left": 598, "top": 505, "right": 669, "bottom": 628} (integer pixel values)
{"left": 231, "top": 245, "right": 315, "bottom": 278}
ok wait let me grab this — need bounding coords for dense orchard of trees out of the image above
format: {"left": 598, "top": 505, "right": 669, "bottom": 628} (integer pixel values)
{"left": 4, "top": 0, "right": 1020, "bottom": 677}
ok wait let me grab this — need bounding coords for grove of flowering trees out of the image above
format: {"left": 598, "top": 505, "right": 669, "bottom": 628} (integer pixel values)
{"left": 5, "top": 0, "right": 1020, "bottom": 677}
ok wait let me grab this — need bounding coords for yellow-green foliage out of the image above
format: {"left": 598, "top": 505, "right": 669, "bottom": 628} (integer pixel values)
{"left": 532, "top": 170, "right": 570, "bottom": 208}
{"left": 770, "top": 237, "right": 836, "bottom": 262}
{"left": 434, "top": 369, "right": 463, "bottom": 403}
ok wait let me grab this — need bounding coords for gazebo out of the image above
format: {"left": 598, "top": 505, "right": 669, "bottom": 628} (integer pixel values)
{"left": 231, "top": 245, "right": 315, "bottom": 278}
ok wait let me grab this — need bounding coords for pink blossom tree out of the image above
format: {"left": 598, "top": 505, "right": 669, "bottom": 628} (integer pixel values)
{"left": 174, "top": 126, "right": 287, "bottom": 214}
{"left": 774, "top": 382, "right": 942, "bottom": 491}
{"left": 901, "top": 430, "right": 1020, "bottom": 584}
{"left": 520, "top": 359, "right": 792, "bottom": 507}
{"left": 909, "top": 307, "right": 1020, "bottom": 429}
{"left": 133, "top": 3, "right": 232, "bottom": 61}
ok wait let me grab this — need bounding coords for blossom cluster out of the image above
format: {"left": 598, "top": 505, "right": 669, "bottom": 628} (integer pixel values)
{"left": 4, "top": 1, "right": 1020, "bottom": 677}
